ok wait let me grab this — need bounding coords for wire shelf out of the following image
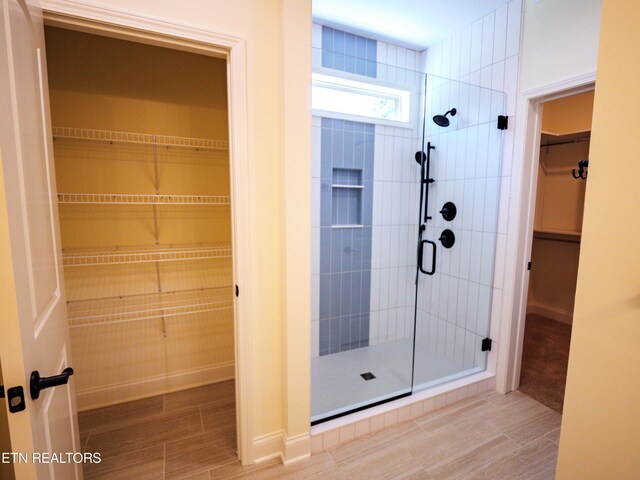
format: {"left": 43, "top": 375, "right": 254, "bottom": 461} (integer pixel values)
{"left": 57, "top": 193, "right": 231, "bottom": 205}
{"left": 67, "top": 287, "right": 233, "bottom": 327}
{"left": 52, "top": 126, "right": 229, "bottom": 151}
{"left": 62, "top": 243, "right": 232, "bottom": 267}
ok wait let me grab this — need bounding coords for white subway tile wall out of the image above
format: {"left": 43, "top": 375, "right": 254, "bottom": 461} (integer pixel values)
{"left": 311, "top": 25, "right": 424, "bottom": 357}
{"left": 369, "top": 125, "right": 420, "bottom": 346}
{"left": 311, "top": 0, "right": 522, "bottom": 380}
{"left": 420, "top": 0, "right": 522, "bottom": 374}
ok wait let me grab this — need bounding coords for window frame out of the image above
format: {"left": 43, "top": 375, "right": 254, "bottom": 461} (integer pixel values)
{"left": 312, "top": 68, "right": 413, "bottom": 128}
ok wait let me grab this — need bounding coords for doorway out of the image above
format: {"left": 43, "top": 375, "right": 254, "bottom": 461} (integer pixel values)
{"left": 45, "top": 25, "right": 237, "bottom": 476}
{"left": 519, "top": 90, "right": 594, "bottom": 412}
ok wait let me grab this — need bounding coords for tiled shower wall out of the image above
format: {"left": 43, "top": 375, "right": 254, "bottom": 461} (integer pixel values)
{"left": 311, "top": 25, "right": 423, "bottom": 356}
{"left": 369, "top": 126, "right": 419, "bottom": 347}
{"left": 414, "top": 80, "right": 505, "bottom": 372}
{"left": 321, "top": 26, "right": 377, "bottom": 78}
{"left": 318, "top": 118, "right": 374, "bottom": 355}
{"left": 415, "top": 0, "right": 522, "bottom": 371}
{"left": 311, "top": 1, "right": 521, "bottom": 362}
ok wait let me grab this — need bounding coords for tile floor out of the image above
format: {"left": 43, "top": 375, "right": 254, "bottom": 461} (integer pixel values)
{"left": 79, "top": 381, "right": 237, "bottom": 479}
{"left": 80, "top": 382, "right": 561, "bottom": 479}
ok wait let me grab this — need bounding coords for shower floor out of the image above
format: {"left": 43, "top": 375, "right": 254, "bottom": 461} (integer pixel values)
{"left": 311, "top": 339, "right": 482, "bottom": 422}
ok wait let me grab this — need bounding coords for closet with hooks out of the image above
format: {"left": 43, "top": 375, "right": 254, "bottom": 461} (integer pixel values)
{"left": 46, "top": 26, "right": 234, "bottom": 411}
{"left": 519, "top": 90, "right": 594, "bottom": 413}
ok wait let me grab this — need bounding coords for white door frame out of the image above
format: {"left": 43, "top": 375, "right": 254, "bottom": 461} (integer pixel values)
{"left": 39, "top": 0, "right": 254, "bottom": 463}
{"left": 498, "top": 72, "right": 596, "bottom": 393}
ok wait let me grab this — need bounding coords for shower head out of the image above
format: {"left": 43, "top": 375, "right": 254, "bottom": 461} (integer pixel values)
{"left": 432, "top": 108, "right": 457, "bottom": 127}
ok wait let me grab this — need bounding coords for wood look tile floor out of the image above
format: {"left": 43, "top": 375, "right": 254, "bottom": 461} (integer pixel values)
{"left": 79, "top": 381, "right": 237, "bottom": 479}
{"left": 80, "top": 384, "right": 561, "bottom": 479}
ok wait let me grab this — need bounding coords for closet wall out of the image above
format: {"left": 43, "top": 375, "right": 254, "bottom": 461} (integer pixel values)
{"left": 527, "top": 91, "right": 594, "bottom": 324}
{"left": 45, "top": 27, "right": 234, "bottom": 410}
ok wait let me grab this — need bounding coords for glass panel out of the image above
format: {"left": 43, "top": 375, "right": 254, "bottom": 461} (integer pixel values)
{"left": 311, "top": 36, "right": 506, "bottom": 423}
{"left": 311, "top": 46, "right": 425, "bottom": 423}
{"left": 412, "top": 74, "right": 506, "bottom": 390}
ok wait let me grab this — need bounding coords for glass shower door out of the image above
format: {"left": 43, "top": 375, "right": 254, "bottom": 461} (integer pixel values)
{"left": 310, "top": 45, "right": 425, "bottom": 423}
{"left": 413, "top": 74, "right": 506, "bottom": 389}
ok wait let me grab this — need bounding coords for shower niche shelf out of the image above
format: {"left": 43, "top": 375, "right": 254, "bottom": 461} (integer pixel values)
{"left": 331, "top": 168, "right": 363, "bottom": 227}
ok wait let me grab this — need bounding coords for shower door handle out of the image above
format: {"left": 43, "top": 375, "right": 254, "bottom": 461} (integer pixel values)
{"left": 418, "top": 239, "right": 436, "bottom": 275}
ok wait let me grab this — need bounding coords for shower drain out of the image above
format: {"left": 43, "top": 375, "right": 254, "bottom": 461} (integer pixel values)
{"left": 360, "top": 372, "right": 376, "bottom": 381}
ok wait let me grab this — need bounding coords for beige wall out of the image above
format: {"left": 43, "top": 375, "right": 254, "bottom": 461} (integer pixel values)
{"left": 536, "top": 141, "right": 588, "bottom": 234}
{"left": 42, "top": 0, "right": 312, "bottom": 458}
{"left": 556, "top": 0, "right": 640, "bottom": 477}
{"left": 520, "top": 0, "right": 601, "bottom": 93}
{"left": 542, "top": 91, "right": 595, "bottom": 135}
{"left": 45, "top": 27, "right": 229, "bottom": 139}
{"left": 528, "top": 239, "right": 580, "bottom": 323}
{"left": 529, "top": 140, "right": 587, "bottom": 323}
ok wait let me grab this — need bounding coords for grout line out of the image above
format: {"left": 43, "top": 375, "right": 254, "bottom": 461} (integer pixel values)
{"left": 199, "top": 406, "right": 205, "bottom": 434}
{"left": 325, "top": 444, "right": 339, "bottom": 466}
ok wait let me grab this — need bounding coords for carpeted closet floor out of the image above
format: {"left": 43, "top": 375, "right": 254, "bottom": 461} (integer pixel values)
{"left": 519, "top": 314, "right": 572, "bottom": 413}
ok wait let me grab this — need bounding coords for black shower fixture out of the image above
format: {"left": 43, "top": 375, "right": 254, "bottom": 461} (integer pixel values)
{"left": 433, "top": 108, "right": 457, "bottom": 127}
{"left": 439, "top": 229, "right": 456, "bottom": 249}
{"left": 440, "top": 202, "right": 457, "bottom": 221}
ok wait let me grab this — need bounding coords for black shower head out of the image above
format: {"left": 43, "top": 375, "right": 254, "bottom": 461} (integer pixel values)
{"left": 433, "top": 108, "right": 457, "bottom": 127}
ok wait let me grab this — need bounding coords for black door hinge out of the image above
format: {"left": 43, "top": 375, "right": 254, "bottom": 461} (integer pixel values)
{"left": 235, "top": 285, "right": 239, "bottom": 297}
{"left": 481, "top": 338, "right": 492, "bottom": 352}
{"left": 0, "top": 384, "right": 4, "bottom": 398}
{"left": 527, "top": 261, "right": 532, "bottom": 271}
{"left": 497, "top": 115, "right": 508, "bottom": 130}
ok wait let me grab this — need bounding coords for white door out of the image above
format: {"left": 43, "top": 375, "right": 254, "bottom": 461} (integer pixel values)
{"left": 0, "top": 0, "right": 81, "bottom": 479}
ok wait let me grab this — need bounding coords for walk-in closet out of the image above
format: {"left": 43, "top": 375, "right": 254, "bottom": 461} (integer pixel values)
{"left": 521, "top": 90, "right": 594, "bottom": 413}
{"left": 44, "top": 26, "right": 237, "bottom": 475}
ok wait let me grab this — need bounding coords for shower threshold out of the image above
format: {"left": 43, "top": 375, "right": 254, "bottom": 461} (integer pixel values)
{"left": 311, "top": 338, "right": 483, "bottom": 423}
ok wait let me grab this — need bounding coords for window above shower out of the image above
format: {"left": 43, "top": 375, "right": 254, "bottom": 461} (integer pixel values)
{"left": 312, "top": 71, "right": 411, "bottom": 124}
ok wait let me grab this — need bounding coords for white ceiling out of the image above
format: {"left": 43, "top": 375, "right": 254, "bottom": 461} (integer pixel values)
{"left": 313, "top": 0, "right": 511, "bottom": 50}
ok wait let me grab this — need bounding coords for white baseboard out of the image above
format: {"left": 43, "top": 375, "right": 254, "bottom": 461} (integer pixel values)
{"left": 527, "top": 303, "right": 573, "bottom": 324}
{"left": 253, "top": 430, "right": 311, "bottom": 465}
{"left": 282, "top": 432, "right": 311, "bottom": 465}
{"left": 76, "top": 362, "right": 235, "bottom": 411}
{"left": 253, "top": 431, "right": 284, "bottom": 464}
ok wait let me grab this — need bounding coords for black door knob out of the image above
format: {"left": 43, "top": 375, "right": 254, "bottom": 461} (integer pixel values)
{"left": 30, "top": 368, "right": 74, "bottom": 400}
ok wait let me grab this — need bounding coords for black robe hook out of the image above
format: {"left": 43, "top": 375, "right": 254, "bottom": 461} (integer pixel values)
{"left": 572, "top": 159, "right": 589, "bottom": 180}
